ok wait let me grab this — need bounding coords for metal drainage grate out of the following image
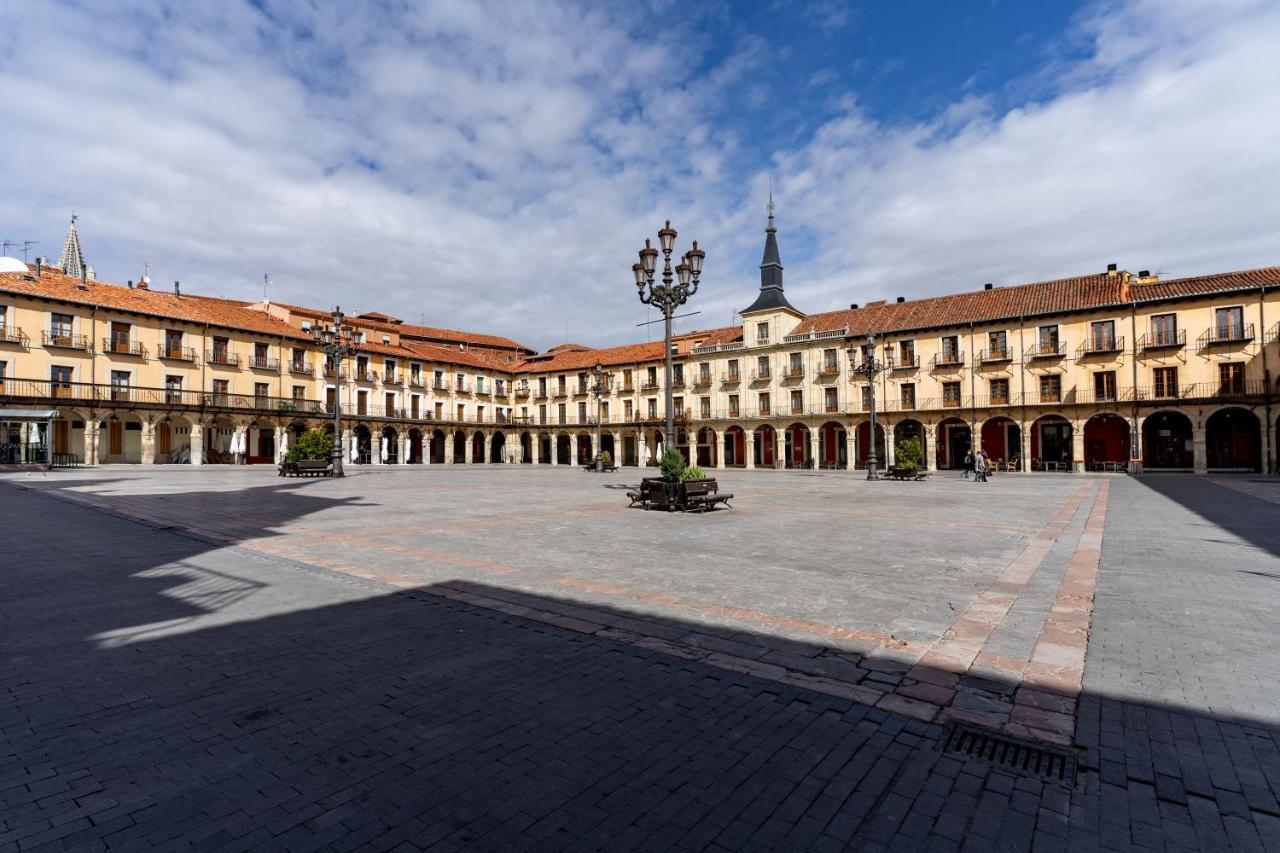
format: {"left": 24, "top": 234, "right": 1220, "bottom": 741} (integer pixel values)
{"left": 941, "top": 724, "right": 1077, "bottom": 786}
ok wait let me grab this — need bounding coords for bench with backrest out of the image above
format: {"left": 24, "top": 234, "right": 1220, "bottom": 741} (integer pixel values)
{"left": 279, "top": 459, "right": 334, "bottom": 477}
{"left": 887, "top": 465, "right": 929, "bottom": 480}
{"left": 627, "top": 477, "right": 664, "bottom": 508}
{"left": 680, "top": 478, "right": 734, "bottom": 512}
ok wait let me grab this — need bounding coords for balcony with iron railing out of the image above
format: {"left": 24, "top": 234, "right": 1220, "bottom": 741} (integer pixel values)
{"left": 931, "top": 352, "right": 965, "bottom": 369}
{"left": 384, "top": 372, "right": 399, "bottom": 385}
{"left": 670, "top": 377, "right": 687, "bottom": 388}
{"left": 1080, "top": 335, "right": 1124, "bottom": 356}
{"left": 249, "top": 355, "right": 280, "bottom": 371}
{"left": 979, "top": 347, "right": 1011, "bottom": 363}
{"left": 1026, "top": 341, "right": 1066, "bottom": 359}
{"left": 515, "top": 386, "right": 530, "bottom": 397}
{"left": 1034, "top": 387, "right": 1075, "bottom": 405}
{"left": 1197, "top": 323, "right": 1254, "bottom": 349}
{"left": 782, "top": 365, "right": 805, "bottom": 380}
{"left": 640, "top": 380, "right": 659, "bottom": 391}
{"left": 161, "top": 345, "right": 199, "bottom": 363}
{"left": 816, "top": 363, "right": 840, "bottom": 378}
{"left": 0, "top": 326, "right": 30, "bottom": 347}
{"left": 44, "top": 331, "right": 93, "bottom": 351}
{"left": 102, "top": 338, "right": 148, "bottom": 358}
{"left": 0, "top": 377, "right": 321, "bottom": 413}
{"left": 694, "top": 373, "right": 713, "bottom": 387}
{"left": 1138, "top": 329, "right": 1186, "bottom": 351}
{"left": 721, "top": 372, "right": 741, "bottom": 384}
{"left": 205, "top": 348, "right": 241, "bottom": 367}
{"left": 408, "top": 375, "right": 425, "bottom": 388}
{"left": 750, "top": 368, "right": 772, "bottom": 382}
{"left": 552, "top": 386, "right": 568, "bottom": 397}
{"left": 889, "top": 354, "right": 920, "bottom": 370}
{"left": 433, "top": 380, "right": 449, "bottom": 392}
{"left": 355, "top": 368, "right": 380, "bottom": 383}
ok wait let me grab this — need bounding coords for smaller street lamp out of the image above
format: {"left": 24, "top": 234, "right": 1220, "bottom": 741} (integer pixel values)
{"left": 588, "top": 361, "right": 613, "bottom": 471}
{"left": 848, "top": 333, "right": 889, "bottom": 481}
{"left": 312, "top": 306, "right": 358, "bottom": 476}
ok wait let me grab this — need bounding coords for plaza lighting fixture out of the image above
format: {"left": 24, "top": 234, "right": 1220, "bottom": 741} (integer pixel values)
{"left": 588, "top": 361, "right": 612, "bottom": 471}
{"left": 634, "top": 221, "right": 704, "bottom": 458}
{"left": 848, "top": 333, "right": 889, "bottom": 481}
{"left": 312, "top": 306, "right": 358, "bottom": 476}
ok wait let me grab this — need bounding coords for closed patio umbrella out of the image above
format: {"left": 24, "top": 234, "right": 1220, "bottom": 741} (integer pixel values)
{"left": 350, "top": 436, "right": 358, "bottom": 463}
{"left": 380, "top": 436, "right": 389, "bottom": 462}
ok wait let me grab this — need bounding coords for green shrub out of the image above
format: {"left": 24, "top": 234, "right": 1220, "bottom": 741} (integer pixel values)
{"left": 599, "top": 449, "right": 612, "bottom": 465}
{"left": 659, "top": 448, "right": 686, "bottom": 482}
{"left": 895, "top": 436, "right": 923, "bottom": 469}
{"left": 287, "top": 428, "right": 332, "bottom": 462}
{"left": 679, "top": 465, "right": 707, "bottom": 483}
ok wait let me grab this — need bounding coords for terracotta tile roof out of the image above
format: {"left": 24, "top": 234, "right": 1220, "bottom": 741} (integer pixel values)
{"left": 0, "top": 266, "right": 311, "bottom": 340}
{"left": 398, "top": 323, "right": 532, "bottom": 353}
{"left": 677, "top": 326, "right": 744, "bottom": 348}
{"left": 1130, "top": 267, "right": 1280, "bottom": 302}
{"left": 516, "top": 340, "right": 667, "bottom": 373}
{"left": 402, "top": 339, "right": 521, "bottom": 372}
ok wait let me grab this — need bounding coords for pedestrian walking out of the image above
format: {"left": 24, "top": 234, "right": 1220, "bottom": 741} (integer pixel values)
{"left": 962, "top": 448, "right": 974, "bottom": 480}
{"left": 975, "top": 449, "right": 989, "bottom": 482}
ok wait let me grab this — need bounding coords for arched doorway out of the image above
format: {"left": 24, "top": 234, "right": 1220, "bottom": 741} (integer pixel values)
{"left": 452, "top": 430, "right": 466, "bottom": 463}
{"left": 724, "top": 426, "right": 746, "bottom": 467}
{"left": 204, "top": 416, "right": 235, "bottom": 464}
{"left": 246, "top": 420, "right": 274, "bottom": 464}
{"left": 676, "top": 429, "right": 691, "bottom": 464}
{"left": 754, "top": 425, "right": 777, "bottom": 467}
{"left": 696, "top": 427, "right": 716, "bottom": 468}
{"left": 893, "top": 420, "right": 926, "bottom": 469}
{"left": 1142, "top": 412, "right": 1193, "bottom": 469}
{"left": 1032, "top": 415, "right": 1072, "bottom": 471}
{"left": 156, "top": 414, "right": 193, "bottom": 464}
{"left": 539, "top": 433, "right": 552, "bottom": 464}
{"left": 519, "top": 432, "right": 532, "bottom": 464}
{"left": 556, "top": 434, "right": 571, "bottom": 465}
{"left": 430, "top": 429, "right": 446, "bottom": 464}
{"left": 784, "top": 423, "right": 810, "bottom": 468}
{"left": 353, "top": 424, "right": 373, "bottom": 464}
{"left": 408, "top": 428, "right": 423, "bottom": 463}
{"left": 935, "top": 416, "right": 970, "bottom": 469}
{"left": 1083, "top": 414, "right": 1129, "bottom": 470}
{"left": 1206, "top": 408, "right": 1261, "bottom": 471}
{"left": 576, "top": 433, "right": 592, "bottom": 464}
{"left": 980, "top": 416, "right": 1020, "bottom": 469}
{"left": 818, "top": 421, "right": 847, "bottom": 469}
{"left": 490, "top": 431, "right": 506, "bottom": 463}
{"left": 600, "top": 433, "right": 616, "bottom": 465}
{"left": 381, "top": 426, "right": 398, "bottom": 464}
{"left": 855, "top": 421, "right": 885, "bottom": 470}
{"left": 471, "top": 431, "right": 485, "bottom": 463}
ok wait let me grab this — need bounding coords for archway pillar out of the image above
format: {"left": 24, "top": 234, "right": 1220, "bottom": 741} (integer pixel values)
{"left": 638, "top": 433, "right": 648, "bottom": 467}
{"left": 714, "top": 430, "right": 726, "bottom": 470}
{"left": 1018, "top": 423, "right": 1031, "bottom": 472}
{"left": 925, "top": 427, "right": 938, "bottom": 472}
{"left": 570, "top": 437, "right": 578, "bottom": 467}
{"left": 189, "top": 423, "right": 203, "bottom": 465}
{"left": 482, "top": 433, "right": 491, "bottom": 464}
{"left": 1071, "top": 423, "right": 1086, "bottom": 473}
{"left": 1193, "top": 425, "right": 1207, "bottom": 474}
{"left": 531, "top": 434, "right": 541, "bottom": 464}
{"left": 84, "top": 420, "right": 100, "bottom": 466}
{"left": 276, "top": 426, "right": 288, "bottom": 464}
{"left": 371, "top": 432, "right": 384, "bottom": 464}
{"left": 883, "top": 426, "right": 895, "bottom": 468}
{"left": 808, "top": 428, "right": 819, "bottom": 469}
{"left": 140, "top": 420, "right": 157, "bottom": 465}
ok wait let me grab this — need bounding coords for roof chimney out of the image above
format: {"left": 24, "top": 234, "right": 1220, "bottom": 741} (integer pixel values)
{"left": 174, "top": 280, "right": 181, "bottom": 297}
{"left": 35, "top": 257, "right": 42, "bottom": 278}
{"left": 849, "top": 303, "right": 858, "bottom": 310}
{"left": 77, "top": 265, "right": 88, "bottom": 291}
{"left": 1106, "top": 263, "right": 1118, "bottom": 276}
{"left": 896, "top": 296, "right": 905, "bottom": 303}
{"left": 127, "top": 279, "right": 134, "bottom": 289}
{"left": 984, "top": 282, "right": 993, "bottom": 290}
{"left": 136, "top": 277, "right": 148, "bottom": 290}
{"left": 1138, "top": 270, "right": 1150, "bottom": 278}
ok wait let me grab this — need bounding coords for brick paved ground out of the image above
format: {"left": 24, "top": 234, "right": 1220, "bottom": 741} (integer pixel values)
{"left": 1, "top": 466, "right": 1279, "bottom": 850}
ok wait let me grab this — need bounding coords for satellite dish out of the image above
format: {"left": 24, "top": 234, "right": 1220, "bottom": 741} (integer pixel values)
{"left": 0, "top": 257, "right": 28, "bottom": 273}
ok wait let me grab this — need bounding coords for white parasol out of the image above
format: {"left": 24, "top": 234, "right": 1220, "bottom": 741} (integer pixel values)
{"left": 350, "top": 436, "right": 358, "bottom": 463}
{"left": 380, "top": 436, "right": 389, "bottom": 462}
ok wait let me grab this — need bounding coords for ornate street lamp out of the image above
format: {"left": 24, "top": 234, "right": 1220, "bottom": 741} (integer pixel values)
{"left": 848, "top": 333, "right": 889, "bottom": 481}
{"left": 313, "top": 306, "right": 358, "bottom": 476}
{"left": 588, "top": 361, "right": 612, "bottom": 471}
{"left": 634, "top": 221, "right": 704, "bottom": 460}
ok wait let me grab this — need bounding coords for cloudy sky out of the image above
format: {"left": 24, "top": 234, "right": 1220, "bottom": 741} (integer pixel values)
{"left": 3, "top": 0, "right": 1278, "bottom": 350}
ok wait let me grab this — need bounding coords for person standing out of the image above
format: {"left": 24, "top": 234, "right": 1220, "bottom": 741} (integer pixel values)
{"left": 975, "top": 449, "right": 989, "bottom": 482}
{"left": 963, "top": 447, "right": 974, "bottom": 480}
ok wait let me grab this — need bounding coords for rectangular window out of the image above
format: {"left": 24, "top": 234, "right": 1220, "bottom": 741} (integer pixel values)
{"left": 537, "top": 403, "right": 546, "bottom": 424}
{"left": 254, "top": 382, "right": 269, "bottom": 403}
{"left": 940, "top": 335, "right": 960, "bottom": 363}
{"left": 824, "top": 387, "right": 838, "bottom": 412}
{"left": 558, "top": 402, "right": 567, "bottom": 423}
{"left": 698, "top": 362, "right": 711, "bottom": 383}
{"left": 860, "top": 386, "right": 872, "bottom": 410}
{"left": 672, "top": 364, "right": 684, "bottom": 385}
{"left": 647, "top": 398, "right": 657, "bottom": 418}
{"left": 495, "top": 379, "right": 505, "bottom": 395}
{"left": 292, "top": 348, "right": 306, "bottom": 370}
{"left": 900, "top": 383, "right": 915, "bottom": 410}
{"left": 436, "top": 370, "right": 447, "bottom": 390}
{"left": 700, "top": 397, "right": 711, "bottom": 418}
{"left": 1093, "top": 371, "right": 1117, "bottom": 401}
{"left": 211, "top": 336, "right": 230, "bottom": 364}
{"left": 411, "top": 363, "right": 422, "bottom": 383}
{"left": 384, "top": 359, "right": 397, "bottom": 382}
{"left": 756, "top": 355, "right": 770, "bottom": 378}
{"left": 728, "top": 394, "right": 739, "bottom": 418}
{"left": 475, "top": 375, "right": 485, "bottom": 394}
{"left": 109, "top": 370, "right": 130, "bottom": 401}
{"left": 1218, "top": 362, "right": 1244, "bottom": 394}
{"left": 410, "top": 395, "right": 420, "bottom": 418}
{"left": 1040, "top": 374, "right": 1062, "bottom": 402}
{"left": 384, "top": 392, "right": 396, "bottom": 415}
{"left": 1153, "top": 366, "right": 1178, "bottom": 398}
{"left": 943, "top": 381, "right": 961, "bottom": 407}
{"left": 673, "top": 396, "right": 684, "bottom": 416}
{"left": 211, "top": 378, "right": 229, "bottom": 405}
{"left": 756, "top": 322, "right": 769, "bottom": 344}
{"left": 758, "top": 392, "right": 770, "bottom": 416}
{"left": 987, "top": 331, "right": 1007, "bottom": 359}
{"left": 537, "top": 376, "right": 546, "bottom": 395}
{"left": 108, "top": 321, "right": 131, "bottom": 353}
{"left": 788, "top": 352, "right": 803, "bottom": 376}
{"left": 578, "top": 401, "right": 587, "bottom": 422}
{"left": 1151, "top": 313, "right": 1177, "bottom": 346}
{"left": 164, "top": 375, "right": 183, "bottom": 404}
{"left": 293, "top": 385, "right": 305, "bottom": 401}
{"left": 646, "top": 366, "right": 657, "bottom": 387}
{"left": 50, "top": 365, "right": 72, "bottom": 397}
{"left": 727, "top": 359, "right": 739, "bottom": 380}
{"left": 624, "top": 399, "right": 633, "bottom": 419}
{"left": 989, "top": 378, "right": 1009, "bottom": 405}
{"left": 600, "top": 402, "right": 609, "bottom": 423}
{"left": 790, "top": 390, "right": 803, "bottom": 414}
{"left": 822, "top": 348, "right": 838, "bottom": 373}
{"left": 622, "top": 369, "right": 633, "bottom": 390}
{"left": 1090, "top": 320, "right": 1116, "bottom": 352}
{"left": 1215, "top": 306, "right": 1245, "bottom": 340}
{"left": 476, "top": 405, "right": 485, "bottom": 422}
{"left": 558, "top": 375, "right": 567, "bottom": 393}
{"left": 254, "top": 342, "right": 269, "bottom": 368}
{"left": 899, "top": 340, "right": 915, "bottom": 367}
{"left": 50, "top": 312, "right": 73, "bottom": 338}
{"left": 1038, "top": 325, "right": 1060, "bottom": 355}
{"left": 577, "top": 371, "right": 587, "bottom": 393}
{"left": 456, "top": 372, "right": 466, "bottom": 391}
{"left": 358, "top": 390, "right": 369, "bottom": 416}
{"left": 458, "top": 402, "right": 467, "bottom": 421}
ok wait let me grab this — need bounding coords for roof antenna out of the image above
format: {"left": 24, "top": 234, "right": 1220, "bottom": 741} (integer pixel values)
{"left": 22, "top": 240, "right": 38, "bottom": 262}
{"left": 767, "top": 176, "right": 775, "bottom": 225}
{"left": 263, "top": 273, "right": 272, "bottom": 303}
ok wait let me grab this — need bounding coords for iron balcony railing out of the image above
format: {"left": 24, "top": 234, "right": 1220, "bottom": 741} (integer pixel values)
{"left": 640, "top": 381, "right": 659, "bottom": 391}
{"left": 1138, "top": 329, "right": 1185, "bottom": 351}
{"left": 931, "top": 352, "right": 965, "bottom": 368}
{"left": 44, "top": 331, "right": 93, "bottom": 351}
{"left": 1080, "top": 335, "right": 1124, "bottom": 355}
{"left": 0, "top": 377, "right": 320, "bottom": 413}
{"left": 979, "top": 347, "right": 1011, "bottom": 363}
{"left": 1027, "top": 341, "right": 1066, "bottom": 359}
{"left": 694, "top": 373, "right": 713, "bottom": 386}
{"left": 721, "top": 372, "right": 741, "bottom": 384}
{"left": 355, "top": 368, "right": 380, "bottom": 382}
{"left": 434, "top": 381, "right": 449, "bottom": 391}
{"left": 102, "top": 338, "right": 148, "bottom": 358}
{"left": 515, "top": 386, "right": 530, "bottom": 397}
{"left": 324, "top": 367, "right": 349, "bottom": 379}
{"left": 1034, "top": 387, "right": 1075, "bottom": 405}
{"left": 161, "top": 345, "right": 199, "bottom": 362}
{"left": 290, "top": 363, "right": 315, "bottom": 377}
{"left": 1197, "top": 323, "right": 1254, "bottom": 349}
{"left": 888, "top": 354, "right": 920, "bottom": 370}
{"left": 408, "top": 376, "right": 426, "bottom": 387}
{"left": 750, "top": 369, "right": 772, "bottom": 382}
{"left": 206, "top": 349, "right": 241, "bottom": 367}
{"left": 782, "top": 366, "right": 805, "bottom": 379}
{"left": 0, "top": 326, "right": 29, "bottom": 346}
{"left": 670, "top": 378, "right": 687, "bottom": 388}
{"left": 384, "top": 372, "right": 399, "bottom": 384}
{"left": 817, "top": 363, "right": 840, "bottom": 377}
{"left": 250, "top": 356, "right": 280, "bottom": 371}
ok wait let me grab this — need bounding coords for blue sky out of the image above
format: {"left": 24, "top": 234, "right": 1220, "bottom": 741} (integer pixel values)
{"left": 3, "top": 0, "right": 1279, "bottom": 350}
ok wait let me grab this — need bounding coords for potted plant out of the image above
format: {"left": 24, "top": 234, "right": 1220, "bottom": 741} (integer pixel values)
{"left": 655, "top": 448, "right": 686, "bottom": 510}
{"left": 894, "top": 436, "right": 923, "bottom": 477}
{"left": 284, "top": 428, "right": 333, "bottom": 474}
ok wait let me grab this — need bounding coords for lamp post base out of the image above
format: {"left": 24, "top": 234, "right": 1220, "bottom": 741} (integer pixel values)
{"left": 865, "top": 456, "right": 880, "bottom": 481}
{"left": 332, "top": 448, "right": 345, "bottom": 477}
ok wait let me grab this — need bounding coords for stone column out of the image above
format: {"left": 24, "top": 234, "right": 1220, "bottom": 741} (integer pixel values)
{"left": 613, "top": 432, "right": 623, "bottom": 466}
{"left": 445, "top": 432, "right": 455, "bottom": 463}
{"left": 746, "top": 431, "right": 756, "bottom": 470}
{"left": 637, "top": 432, "right": 648, "bottom": 467}
{"left": 570, "top": 437, "right": 578, "bottom": 467}
{"left": 342, "top": 427, "right": 354, "bottom": 464}
{"left": 190, "top": 423, "right": 204, "bottom": 465}
{"left": 845, "top": 430, "right": 856, "bottom": 471}
{"left": 371, "top": 431, "right": 383, "bottom": 465}
{"left": 1071, "top": 422, "right": 1086, "bottom": 473}
{"left": 925, "top": 426, "right": 939, "bottom": 472}
{"left": 140, "top": 421, "right": 156, "bottom": 465}
{"left": 1193, "top": 425, "right": 1207, "bottom": 474}
{"left": 462, "top": 434, "right": 472, "bottom": 464}
{"left": 714, "top": 430, "right": 726, "bottom": 470}
{"left": 531, "top": 434, "right": 540, "bottom": 464}
{"left": 1019, "top": 423, "right": 1032, "bottom": 472}
{"left": 884, "top": 428, "right": 896, "bottom": 468}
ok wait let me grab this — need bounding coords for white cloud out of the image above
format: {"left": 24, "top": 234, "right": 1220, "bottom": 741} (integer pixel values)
{"left": 1, "top": 0, "right": 1277, "bottom": 350}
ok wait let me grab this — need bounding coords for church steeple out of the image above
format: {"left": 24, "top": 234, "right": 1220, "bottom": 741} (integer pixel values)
{"left": 57, "top": 214, "right": 92, "bottom": 280}
{"left": 741, "top": 190, "right": 798, "bottom": 315}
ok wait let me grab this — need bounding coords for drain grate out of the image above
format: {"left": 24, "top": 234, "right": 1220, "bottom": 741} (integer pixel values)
{"left": 941, "top": 724, "right": 1077, "bottom": 786}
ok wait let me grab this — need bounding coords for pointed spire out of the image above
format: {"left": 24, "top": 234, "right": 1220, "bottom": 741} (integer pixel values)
{"left": 741, "top": 190, "right": 798, "bottom": 316}
{"left": 57, "top": 213, "right": 87, "bottom": 280}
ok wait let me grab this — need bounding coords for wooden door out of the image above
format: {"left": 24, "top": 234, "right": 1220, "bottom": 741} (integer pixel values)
{"left": 157, "top": 423, "right": 172, "bottom": 456}
{"left": 53, "top": 421, "right": 69, "bottom": 454}
{"left": 109, "top": 421, "right": 123, "bottom": 456}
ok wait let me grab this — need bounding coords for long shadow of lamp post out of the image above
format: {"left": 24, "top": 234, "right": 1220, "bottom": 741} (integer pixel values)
{"left": 633, "top": 221, "right": 704, "bottom": 468}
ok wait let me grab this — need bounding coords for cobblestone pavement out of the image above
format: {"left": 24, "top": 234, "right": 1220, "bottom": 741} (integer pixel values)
{"left": 1, "top": 467, "right": 1279, "bottom": 850}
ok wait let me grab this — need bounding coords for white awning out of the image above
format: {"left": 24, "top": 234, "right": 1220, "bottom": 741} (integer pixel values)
{"left": 0, "top": 409, "right": 58, "bottom": 420}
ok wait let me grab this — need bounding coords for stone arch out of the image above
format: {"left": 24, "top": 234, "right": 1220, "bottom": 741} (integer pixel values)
{"left": 490, "top": 431, "right": 506, "bottom": 463}
{"left": 600, "top": 432, "right": 616, "bottom": 465}
{"left": 724, "top": 425, "right": 747, "bottom": 467}
{"left": 754, "top": 424, "right": 777, "bottom": 467}
{"left": 556, "top": 433, "right": 572, "bottom": 465}
{"left": 576, "top": 432, "right": 593, "bottom": 463}
{"left": 431, "top": 428, "right": 447, "bottom": 464}
{"left": 49, "top": 407, "right": 89, "bottom": 464}
{"left": 203, "top": 415, "right": 237, "bottom": 464}
{"left": 935, "top": 416, "right": 971, "bottom": 470}
{"left": 1083, "top": 413, "right": 1129, "bottom": 469}
{"left": 471, "top": 430, "right": 485, "bottom": 463}
{"left": 352, "top": 424, "right": 373, "bottom": 464}
{"left": 979, "top": 416, "right": 1020, "bottom": 469}
{"left": 855, "top": 421, "right": 886, "bottom": 470}
{"left": 519, "top": 431, "right": 532, "bottom": 464}
{"left": 1206, "top": 407, "right": 1261, "bottom": 471}
{"left": 408, "top": 427, "right": 423, "bottom": 463}
{"left": 1142, "top": 410, "right": 1193, "bottom": 470}
{"left": 381, "top": 425, "right": 399, "bottom": 464}
{"left": 784, "top": 422, "right": 811, "bottom": 468}
{"left": 818, "top": 421, "right": 847, "bottom": 469}
{"left": 1031, "top": 414, "right": 1072, "bottom": 471}
{"left": 893, "top": 419, "right": 926, "bottom": 469}
{"left": 695, "top": 427, "right": 717, "bottom": 468}
{"left": 452, "top": 429, "right": 467, "bottom": 464}
{"left": 155, "top": 412, "right": 195, "bottom": 464}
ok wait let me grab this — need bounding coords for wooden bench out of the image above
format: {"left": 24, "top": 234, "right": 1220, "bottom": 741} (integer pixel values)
{"left": 680, "top": 478, "right": 734, "bottom": 512}
{"left": 886, "top": 465, "right": 928, "bottom": 480}
{"left": 583, "top": 460, "right": 619, "bottom": 472}
{"left": 627, "top": 477, "right": 664, "bottom": 509}
{"left": 279, "top": 459, "right": 334, "bottom": 477}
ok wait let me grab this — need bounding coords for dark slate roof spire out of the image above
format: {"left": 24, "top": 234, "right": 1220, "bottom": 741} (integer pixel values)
{"left": 741, "top": 189, "right": 798, "bottom": 315}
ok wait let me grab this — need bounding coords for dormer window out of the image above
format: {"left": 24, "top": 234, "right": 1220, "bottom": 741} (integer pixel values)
{"left": 756, "top": 322, "right": 769, "bottom": 344}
